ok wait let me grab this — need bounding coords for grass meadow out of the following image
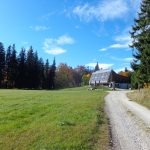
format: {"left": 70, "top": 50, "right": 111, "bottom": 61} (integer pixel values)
{"left": 0, "top": 87, "right": 109, "bottom": 150}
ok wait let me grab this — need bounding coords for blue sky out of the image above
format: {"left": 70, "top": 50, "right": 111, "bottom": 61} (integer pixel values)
{"left": 0, "top": 0, "right": 141, "bottom": 72}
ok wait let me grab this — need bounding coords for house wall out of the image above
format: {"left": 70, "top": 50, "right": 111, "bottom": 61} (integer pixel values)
{"left": 116, "top": 83, "right": 131, "bottom": 89}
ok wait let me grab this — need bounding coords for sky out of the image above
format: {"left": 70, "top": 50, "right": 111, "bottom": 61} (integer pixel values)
{"left": 0, "top": 0, "right": 141, "bottom": 72}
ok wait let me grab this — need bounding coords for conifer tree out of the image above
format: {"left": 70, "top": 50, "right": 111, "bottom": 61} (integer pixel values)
{"left": 130, "top": 0, "right": 150, "bottom": 86}
{"left": 17, "top": 48, "right": 27, "bottom": 88}
{"left": 94, "top": 62, "right": 99, "bottom": 71}
{"left": 44, "top": 59, "right": 50, "bottom": 89}
{"left": 26, "top": 46, "right": 35, "bottom": 88}
{"left": 10, "top": 44, "right": 18, "bottom": 87}
{"left": 49, "top": 57, "right": 56, "bottom": 89}
{"left": 33, "top": 51, "right": 40, "bottom": 88}
{"left": 0, "top": 42, "right": 5, "bottom": 87}
{"left": 5, "top": 45, "right": 12, "bottom": 87}
{"left": 38, "top": 58, "right": 45, "bottom": 88}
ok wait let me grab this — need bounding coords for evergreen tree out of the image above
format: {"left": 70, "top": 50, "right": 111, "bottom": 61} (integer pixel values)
{"left": 5, "top": 45, "right": 12, "bottom": 87}
{"left": 130, "top": 0, "right": 150, "bottom": 87}
{"left": 0, "top": 42, "right": 5, "bottom": 87}
{"left": 17, "top": 48, "right": 27, "bottom": 88}
{"left": 44, "top": 59, "right": 50, "bottom": 89}
{"left": 26, "top": 46, "right": 35, "bottom": 88}
{"left": 33, "top": 51, "right": 40, "bottom": 88}
{"left": 10, "top": 44, "right": 18, "bottom": 87}
{"left": 94, "top": 62, "right": 99, "bottom": 71}
{"left": 38, "top": 58, "right": 45, "bottom": 88}
{"left": 49, "top": 57, "right": 56, "bottom": 89}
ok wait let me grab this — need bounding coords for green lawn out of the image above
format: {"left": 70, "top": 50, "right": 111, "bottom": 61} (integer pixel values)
{"left": 0, "top": 87, "right": 109, "bottom": 150}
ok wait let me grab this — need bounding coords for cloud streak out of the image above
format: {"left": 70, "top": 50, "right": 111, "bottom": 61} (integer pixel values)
{"left": 73, "top": 0, "right": 128, "bottom": 22}
{"left": 43, "top": 35, "right": 75, "bottom": 55}
{"left": 99, "top": 34, "right": 132, "bottom": 51}
{"left": 30, "top": 25, "right": 50, "bottom": 31}
{"left": 45, "top": 47, "right": 66, "bottom": 55}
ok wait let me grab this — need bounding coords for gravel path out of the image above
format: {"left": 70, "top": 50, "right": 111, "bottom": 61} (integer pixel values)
{"left": 105, "top": 90, "right": 150, "bottom": 150}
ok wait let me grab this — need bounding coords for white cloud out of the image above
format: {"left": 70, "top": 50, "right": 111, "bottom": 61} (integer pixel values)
{"left": 99, "top": 48, "right": 107, "bottom": 51}
{"left": 99, "top": 43, "right": 129, "bottom": 51}
{"left": 73, "top": 0, "right": 128, "bottom": 22}
{"left": 30, "top": 25, "right": 49, "bottom": 31}
{"left": 57, "top": 35, "right": 74, "bottom": 45}
{"left": 43, "top": 35, "right": 74, "bottom": 55}
{"left": 123, "top": 57, "right": 133, "bottom": 62}
{"left": 73, "top": 4, "right": 95, "bottom": 22}
{"left": 85, "top": 63, "right": 113, "bottom": 69}
{"left": 98, "top": 0, "right": 129, "bottom": 21}
{"left": 44, "top": 35, "right": 74, "bottom": 46}
{"left": 99, "top": 34, "right": 132, "bottom": 51}
{"left": 45, "top": 47, "right": 66, "bottom": 55}
{"left": 110, "top": 43, "right": 129, "bottom": 49}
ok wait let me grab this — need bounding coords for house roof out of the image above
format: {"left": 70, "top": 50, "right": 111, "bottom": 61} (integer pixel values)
{"left": 89, "top": 69, "right": 112, "bottom": 84}
{"left": 89, "top": 69, "right": 130, "bottom": 84}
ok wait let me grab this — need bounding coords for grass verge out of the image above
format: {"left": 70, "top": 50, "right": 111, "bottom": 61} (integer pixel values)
{"left": 0, "top": 87, "right": 109, "bottom": 150}
{"left": 127, "top": 88, "right": 150, "bottom": 109}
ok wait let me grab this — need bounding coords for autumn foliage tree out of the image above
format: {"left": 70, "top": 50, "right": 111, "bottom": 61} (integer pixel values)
{"left": 118, "top": 68, "right": 131, "bottom": 77}
{"left": 55, "top": 63, "right": 75, "bottom": 88}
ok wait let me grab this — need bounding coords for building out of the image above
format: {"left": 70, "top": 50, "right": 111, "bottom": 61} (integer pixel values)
{"left": 89, "top": 69, "right": 131, "bottom": 89}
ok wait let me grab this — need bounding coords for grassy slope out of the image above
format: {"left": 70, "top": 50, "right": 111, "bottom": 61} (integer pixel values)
{"left": 127, "top": 88, "right": 150, "bottom": 109}
{"left": 0, "top": 87, "right": 109, "bottom": 150}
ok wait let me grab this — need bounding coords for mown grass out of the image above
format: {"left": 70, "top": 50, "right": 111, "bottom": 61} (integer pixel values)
{"left": 0, "top": 87, "right": 109, "bottom": 150}
{"left": 127, "top": 88, "right": 150, "bottom": 109}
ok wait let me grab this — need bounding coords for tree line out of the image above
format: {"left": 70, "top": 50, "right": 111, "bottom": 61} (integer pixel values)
{"left": 0, "top": 42, "right": 92, "bottom": 89}
{"left": 130, "top": 0, "right": 150, "bottom": 88}
{"left": 0, "top": 43, "right": 56, "bottom": 89}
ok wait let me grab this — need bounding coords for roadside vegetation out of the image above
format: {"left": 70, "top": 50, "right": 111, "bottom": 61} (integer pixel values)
{"left": 127, "top": 88, "right": 150, "bottom": 109}
{"left": 128, "top": 0, "right": 150, "bottom": 110}
{"left": 0, "top": 87, "right": 109, "bottom": 150}
{"left": 130, "top": 0, "right": 150, "bottom": 89}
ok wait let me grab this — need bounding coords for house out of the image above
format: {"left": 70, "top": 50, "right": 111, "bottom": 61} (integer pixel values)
{"left": 89, "top": 69, "right": 131, "bottom": 89}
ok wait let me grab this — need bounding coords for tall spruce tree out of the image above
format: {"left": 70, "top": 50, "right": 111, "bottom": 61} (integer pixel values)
{"left": 5, "top": 45, "right": 12, "bottom": 87}
{"left": 33, "top": 51, "right": 40, "bottom": 88}
{"left": 26, "top": 46, "right": 35, "bottom": 88}
{"left": 130, "top": 0, "right": 150, "bottom": 86}
{"left": 17, "top": 48, "right": 27, "bottom": 88}
{"left": 49, "top": 57, "right": 56, "bottom": 89}
{"left": 94, "top": 62, "right": 99, "bottom": 71}
{"left": 38, "top": 58, "right": 45, "bottom": 88}
{"left": 10, "top": 44, "right": 18, "bottom": 87}
{"left": 0, "top": 42, "right": 5, "bottom": 87}
{"left": 44, "top": 59, "right": 50, "bottom": 89}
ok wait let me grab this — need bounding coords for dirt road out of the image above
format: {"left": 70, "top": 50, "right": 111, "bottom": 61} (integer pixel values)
{"left": 105, "top": 91, "right": 150, "bottom": 150}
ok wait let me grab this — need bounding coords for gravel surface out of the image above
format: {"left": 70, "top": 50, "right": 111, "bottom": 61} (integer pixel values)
{"left": 105, "top": 90, "right": 150, "bottom": 150}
